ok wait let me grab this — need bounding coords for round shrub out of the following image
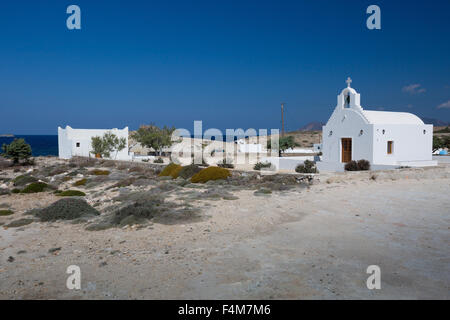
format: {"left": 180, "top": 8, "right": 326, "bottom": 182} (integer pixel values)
{"left": 357, "top": 159, "right": 371, "bottom": 171}
{"left": 57, "top": 190, "right": 86, "bottom": 197}
{"left": 20, "top": 182, "right": 49, "bottom": 193}
{"left": 344, "top": 159, "right": 371, "bottom": 171}
{"left": 33, "top": 198, "right": 99, "bottom": 221}
{"left": 73, "top": 178, "right": 87, "bottom": 186}
{"left": 191, "top": 166, "right": 231, "bottom": 183}
{"left": 153, "top": 157, "right": 164, "bottom": 163}
{"left": 0, "top": 209, "right": 14, "bottom": 216}
{"left": 89, "top": 169, "right": 110, "bottom": 176}
{"left": 158, "top": 163, "right": 182, "bottom": 179}
{"left": 344, "top": 160, "right": 359, "bottom": 171}
{"left": 295, "top": 160, "right": 318, "bottom": 173}
{"left": 13, "top": 175, "right": 38, "bottom": 186}
{"left": 178, "top": 164, "right": 202, "bottom": 179}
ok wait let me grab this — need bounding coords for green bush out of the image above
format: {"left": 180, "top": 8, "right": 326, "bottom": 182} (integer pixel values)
{"left": 20, "top": 182, "right": 49, "bottom": 193}
{"left": 178, "top": 164, "right": 202, "bottom": 179}
{"left": 12, "top": 188, "right": 21, "bottom": 194}
{"left": 153, "top": 157, "right": 164, "bottom": 163}
{"left": 191, "top": 166, "right": 231, "bottom": 183}
{"left": 73, "top": 178, "right": 87, "bottom": 186}
{"left": 253, "top": 162, "right": 272, "bottom": 171}
{"left": 158, "top": 163, "right": 182, "bottom": 179}
{"left": 295, "top": 160, "right": 318, "bottom": 173}
{"left": 89, "top": 169, "right": 110, "bottom": 176}
{"left": 1, "top": 138, "right": 32, "bottom": 164}
{"left": 57, "top": 190, "right": 86, "bottom": 197}
{"left": 6, "top": 218, "right": 34, "bottom": 228}
{"left": 0, "top": 209, "right": 14, "bottom": 216}
{"left": 13, "top": 175, "right": 38, "bottom": 186}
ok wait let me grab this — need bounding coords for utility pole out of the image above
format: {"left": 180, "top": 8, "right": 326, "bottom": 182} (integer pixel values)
{"left": 281, "top": 102, "right": 286, "bottom": 137}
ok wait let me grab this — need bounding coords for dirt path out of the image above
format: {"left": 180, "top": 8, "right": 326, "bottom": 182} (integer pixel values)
{"left": 1, "top": 178, "right": 449, "bottom": 299}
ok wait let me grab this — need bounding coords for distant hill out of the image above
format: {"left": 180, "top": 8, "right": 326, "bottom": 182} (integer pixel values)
{"left": 421, "top": 118, "right": 449, "bottom": 126}
{"left": 299, "top": 121, "right": 325, "bottom": 131}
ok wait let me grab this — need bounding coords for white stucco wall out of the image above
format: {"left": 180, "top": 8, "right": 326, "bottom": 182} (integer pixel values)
{"left": 58, "top": 126, "right": 131, "bottom": 160}
{"left": 372, "top": 124, "right": 433, "bottom": 165}
{"left": 322, "top": 109, "right": 374, "bottom": 163}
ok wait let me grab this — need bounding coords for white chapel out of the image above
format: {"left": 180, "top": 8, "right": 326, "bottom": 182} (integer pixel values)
{"left": 321, "top": 78, "right": 436, "bottom": 168}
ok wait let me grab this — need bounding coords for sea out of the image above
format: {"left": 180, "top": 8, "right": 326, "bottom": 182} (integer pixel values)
{"left": 0, "top": 135, "right": 58, "bottom": 157}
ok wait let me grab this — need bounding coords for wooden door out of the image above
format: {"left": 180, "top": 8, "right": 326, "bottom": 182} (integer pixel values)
{"left": 341, "top": 138, "right": 352, "bottom": 162}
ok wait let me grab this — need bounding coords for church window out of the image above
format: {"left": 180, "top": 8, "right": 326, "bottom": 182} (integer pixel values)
{"left": 76, "top": 142, "right": 80, "bottom": 147}
{"left": 382, "top": 129, "right": 385, "bottom": 134}
{"left": 423, "top": 129, "right": 426, "bottom": 134}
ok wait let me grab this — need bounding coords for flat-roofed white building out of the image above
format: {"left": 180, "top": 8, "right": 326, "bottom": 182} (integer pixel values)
{"left": 58, "top": 126, "right": 131, "bottom": 160}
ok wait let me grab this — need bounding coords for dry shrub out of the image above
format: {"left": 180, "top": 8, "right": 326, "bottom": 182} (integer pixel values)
{"left": 191, "top": 166, "right": 231, "bottom": 183}
{"left": 0, "top": 209, "right": 14, "bottom": 216}
{"left": 111, "top": 195, "right": 165, "bottom": 226}
{"left": 178, "top": 164, "right": 202, "bottom": 179}
{"left": 6, "top": 218, "right": 34, "bottom": 228}
{"left": 295, "top": 160, "right": 318, "bottom": 173}
{"left": 159, "top": 163, "right": 182, "bottom": 179}
{"left": 69, "top": 157, "right": 97, "bottom": 168}
{"left": 102, "top": 161, "right": 116, "bottom": 168}
{"left": 253, "top": 162, "right": 272, "bottom": 171}
{"left": 89, "top": 169, "right": 110, "bottom": 176}
{"left": 33, "top": 198, "right": 100, "bottom": 221}
{"left": 357, "top": 159, "right": 371, "bottom": 171}
{"left": 345, "top": 159, "right": 371, "bottom": 171}
{"left": 73, "top": 178, "right": 87, "bottom": 186}
{"left": 129, "top": 166, "right": 144, "bottom": 173}
{"left": 344, "top": 161, "right": 359, "bottom": 171}
{"left": 57, "top": 190, "right": 86, "bottom": 197}
{"left": 110, "top": 177, "right": 136, "bottom": 188}
{"left": 13, "top": 175, "right": 38, "bottom": 186}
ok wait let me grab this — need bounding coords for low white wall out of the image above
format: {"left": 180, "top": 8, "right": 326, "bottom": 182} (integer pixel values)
{"left": 261, "top": 156, "right": 315, "bottom": 171}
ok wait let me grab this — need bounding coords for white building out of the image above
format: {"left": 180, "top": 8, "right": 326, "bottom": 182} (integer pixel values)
{"left": 58, "top": 126, "right": 131, "bottom": 160}
{"left": 321, "top": 78, "right": 436, "bottom": 168}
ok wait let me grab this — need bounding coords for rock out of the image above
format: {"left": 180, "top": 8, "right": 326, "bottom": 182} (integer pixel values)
{"left": 48, "top": 247, "right": 62, "bottom": 254}
{"left": 7, "top": 256, "right": 15, "bottom": 262}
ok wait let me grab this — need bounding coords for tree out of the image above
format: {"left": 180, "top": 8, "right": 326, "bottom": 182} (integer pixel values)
{"left": 433, "top": 135, "right": 450, "bottom": 152}
{"left": 134, "top": 124, "right": 176, "bottom": 156}
{"left": 267, "top": 135, "right": 298, "bottom": 156}
{"left": 1, "top": 138, "right": 32, "bottom": 164}
{"left": 90, "top": 132, "right": 127, "bottom": 159}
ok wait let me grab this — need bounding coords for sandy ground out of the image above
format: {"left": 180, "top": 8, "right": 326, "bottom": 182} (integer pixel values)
{"left": 1, "top": 169, "right": 449, "bottom": 299}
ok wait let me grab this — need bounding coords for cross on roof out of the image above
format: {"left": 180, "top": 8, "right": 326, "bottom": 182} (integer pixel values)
{"left": 346, "top": 77, "right": 352, "bottom": 87}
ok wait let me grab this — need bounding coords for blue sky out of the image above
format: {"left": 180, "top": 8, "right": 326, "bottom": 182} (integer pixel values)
{"left": 0, "top": 0, "right": 449, "bottom": 134}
